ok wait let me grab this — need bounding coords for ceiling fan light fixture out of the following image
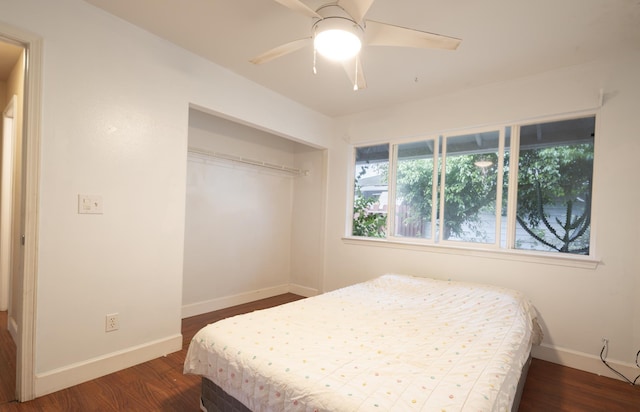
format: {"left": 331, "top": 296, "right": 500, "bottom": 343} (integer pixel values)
{"left": 313, "top": 17, "right": 362, "bottom": 61}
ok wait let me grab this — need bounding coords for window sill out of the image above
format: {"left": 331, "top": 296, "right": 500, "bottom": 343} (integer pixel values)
{"left": 341, "top": 237, "right": 600, "bottom": 269}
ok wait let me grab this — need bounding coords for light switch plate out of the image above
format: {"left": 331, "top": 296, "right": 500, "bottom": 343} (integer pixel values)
{"left": 78, "top": 194, "right": 103, "bottom": 214}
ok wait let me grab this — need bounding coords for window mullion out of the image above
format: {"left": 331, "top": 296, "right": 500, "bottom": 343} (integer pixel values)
{"left": 431, "top": 137, "right": 440, "bottom": 242}
{"left": 494, "top": 128, "right": 505, "bottom": 248}
{"left": 505, "top": 125, "right": 520, "bottom": 249}
{"left": 437, "top": 135, "right": 447, "bottom": 243}
{"left": 387, "top": 144, "right": 398, "bottom": 238}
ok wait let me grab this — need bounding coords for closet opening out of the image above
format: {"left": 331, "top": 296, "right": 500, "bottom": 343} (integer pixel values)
{"left": 182, "top": 108, "right": 326, "bottom": 318}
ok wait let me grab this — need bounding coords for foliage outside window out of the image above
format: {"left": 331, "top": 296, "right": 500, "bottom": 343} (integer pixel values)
{"left": 352, "top": 144, "right": 388, "bottom": 238}
{"left": 394, "top": 140, "right": 437, "bottom": 239}
{"left": 441, "top": 130, "right": 503, "bottom": 244}
{"left": 515, "top": 118, "right": 594, "bottom": 253}
{"left": 350, "top": 115, "right": 595, "bottom": 256}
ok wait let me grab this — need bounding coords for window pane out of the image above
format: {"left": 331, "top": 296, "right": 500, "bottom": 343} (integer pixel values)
{"left": 394, "top": 140, "right": 436, "bottom": 239}
{"left": 442, "top": 131, "right": 500, "bottom": 244}
{"left": 352, "top": 144, "right": 389, "bottom": 237}
{"left": 515, "top": 117, "right": 594, "bottom": 254}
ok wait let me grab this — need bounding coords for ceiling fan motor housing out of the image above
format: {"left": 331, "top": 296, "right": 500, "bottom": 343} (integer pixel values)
{"left": 313, "top": 5, "right": 364, "bottom": 61}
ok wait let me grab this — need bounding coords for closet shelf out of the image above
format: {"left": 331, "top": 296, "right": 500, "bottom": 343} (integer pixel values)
{"left": 188, "top": 147, "right": 308, "bottom": 176}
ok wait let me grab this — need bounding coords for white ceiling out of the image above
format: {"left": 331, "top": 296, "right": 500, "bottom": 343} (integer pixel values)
{"left": 85, "top": 0, "right": 640, "bottom": 117}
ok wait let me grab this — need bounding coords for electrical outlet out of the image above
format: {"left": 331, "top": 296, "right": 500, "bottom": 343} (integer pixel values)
{"left": 105, "top": 313, "right": 119, "bottom": 332}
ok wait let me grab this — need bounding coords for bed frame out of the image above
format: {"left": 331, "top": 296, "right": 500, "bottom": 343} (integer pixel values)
{"left": 200, "top": 376, "right": 251, "bottom": 412}
{"left": 199, "top": 355, "right": 532, "bottom": 412}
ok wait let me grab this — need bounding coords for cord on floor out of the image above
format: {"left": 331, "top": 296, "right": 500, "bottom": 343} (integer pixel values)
{"left": 599, "top": 341, "right": 639, "bottom": 385}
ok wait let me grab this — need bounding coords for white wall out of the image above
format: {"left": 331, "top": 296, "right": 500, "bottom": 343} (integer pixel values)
{"left": 291, "top": 147, "right": 326, "bottom": 293}
{"left": 327, "top": 52, "right": 640, "bottom": 380}
{"left": 1, "top": 0, "right": 635, "bottom": 397}
{"left": 183, "top": 152, "right": 294, "bottom": 312}
{"left": 0, "top": 0, "right": 332, "bottom": 397}
{"left": 183, "top": 110, "right": 324, "bottom": 316}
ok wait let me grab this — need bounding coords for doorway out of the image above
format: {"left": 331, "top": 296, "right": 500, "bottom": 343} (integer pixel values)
{"left": 0, "top": 21, "right": 42, "bottom": 403}
{"left": 0, "top": 38, "right": 24, "bottom": 405}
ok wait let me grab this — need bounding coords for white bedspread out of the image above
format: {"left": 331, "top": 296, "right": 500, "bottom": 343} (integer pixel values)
{"left": 184, "top": 274, "right": 540, "bottom": 412}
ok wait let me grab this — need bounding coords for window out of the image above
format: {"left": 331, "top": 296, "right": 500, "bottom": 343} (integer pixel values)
{"left": 352, "top": 144, "right": 389, "bottom": 238}
{"left": 515, "top": 117, "right": 594, "bottom": 254}
{"left": 441, "top": 129, "right": 504, "bottom": 244}
{"left": 394, "top": 140, "right": 437, "bottom": 239}
{"left": 350, "top": 115, "right": 595, "bottom": 256}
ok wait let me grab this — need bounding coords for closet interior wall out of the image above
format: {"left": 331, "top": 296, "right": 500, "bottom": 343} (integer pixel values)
{"left": 182, "top": 109, "right": 325, "bottom": 317}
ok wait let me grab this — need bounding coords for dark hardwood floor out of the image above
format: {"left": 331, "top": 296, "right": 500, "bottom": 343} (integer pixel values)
{"left": 1, "top": 294, "right": 638, "bottom": 411}
{"left": 0, "top": 311, "right": 16, "bottom": 405}
{"left": 519, "top": 358, "right": 639, "bottom": 412}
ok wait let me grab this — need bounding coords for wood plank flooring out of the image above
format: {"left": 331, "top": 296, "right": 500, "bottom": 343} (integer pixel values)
{"left": 1, "top": 294, "right": 638, "bottom": 411}
{"left": 0, "top": 311, "right": 17, "bottom": 404}
{"left": 519, "top": 356, "right": 639, "bottom": 412}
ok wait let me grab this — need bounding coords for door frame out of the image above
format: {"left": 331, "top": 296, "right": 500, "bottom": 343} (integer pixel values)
{"left": 0, "top": 22, "right": 42, "bottom": 402}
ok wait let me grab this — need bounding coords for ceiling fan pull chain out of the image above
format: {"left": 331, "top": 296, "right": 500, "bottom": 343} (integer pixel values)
{"left": 313, "top": 46, "right": 317, "bottom": 74}
{"left": 353, "top": 57, "right": 359, "bottom": 91}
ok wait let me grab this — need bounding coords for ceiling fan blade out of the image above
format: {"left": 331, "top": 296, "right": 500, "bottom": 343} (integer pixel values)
{"left": 342, "top": 55, "right": 367, "bottom": 91}
{"left": 272, "top": 0, "right": 321, "bottom": 18}
{"left": 364, "top": 20, "right": 461, "bottom": 50}
{"left": 337, "top": 0, "right": 375, "bottom": 23}
{"left": 250, "top": 38, "right": 312, "bottom": 65}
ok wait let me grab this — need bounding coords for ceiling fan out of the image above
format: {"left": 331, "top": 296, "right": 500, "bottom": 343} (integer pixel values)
{"left": 250, "top": 0, "right": 462, "bottom": 90}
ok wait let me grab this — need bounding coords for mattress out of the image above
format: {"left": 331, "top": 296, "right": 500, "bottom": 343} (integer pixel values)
{"left": 184, "top": 274, "right": 541, "bottom": 411}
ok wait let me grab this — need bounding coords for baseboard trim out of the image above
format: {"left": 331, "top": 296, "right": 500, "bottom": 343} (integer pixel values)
{"left": 532, "top": 343, "right": 639, "bottom": 382}
{"left": 34, "top": 334, "right": 182, "bottom": 398}
{"left": 289, "top": 283, "right": 319, "bottom": 297}
{"left": 182, "top": 284, "right": 290, "bottom": 318}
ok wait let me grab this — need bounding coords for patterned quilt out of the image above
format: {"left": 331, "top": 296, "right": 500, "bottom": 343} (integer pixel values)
{"left": 184, "top": 274, "right": 540, "bottom": 411}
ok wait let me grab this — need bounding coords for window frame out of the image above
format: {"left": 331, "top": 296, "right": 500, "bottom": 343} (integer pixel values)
{"left": 438, "top": 126, "right": 507, "bottom": 249}
{"left": 387, "top": 135, "right": 440, "bottom": 244}
{"left": 345, "top": 111, "right": 600, "bottom": 269}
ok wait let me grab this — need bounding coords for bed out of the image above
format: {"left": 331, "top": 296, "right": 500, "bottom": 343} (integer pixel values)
{"left": 184, "top": 274, "right": 541, "bottom": 411}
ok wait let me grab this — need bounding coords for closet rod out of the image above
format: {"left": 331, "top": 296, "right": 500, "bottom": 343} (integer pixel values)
{"left": 188, "top": 147, "right": 308, "bottom": 176}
